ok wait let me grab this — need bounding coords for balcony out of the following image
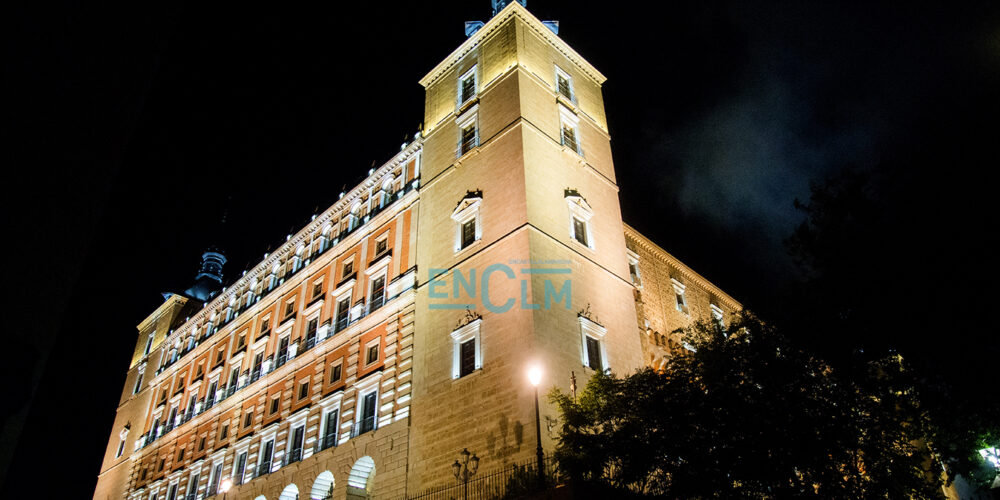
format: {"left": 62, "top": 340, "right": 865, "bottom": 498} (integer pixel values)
{"left": 352, "top": 416, "right": 376, "bottom": 438}
{"left": 316, "top": 434, "right": 338, "bottom": 453}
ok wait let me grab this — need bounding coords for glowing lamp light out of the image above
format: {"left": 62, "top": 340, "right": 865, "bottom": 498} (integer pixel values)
{"left": 220, "top": 478, "right": 233, "bottom": 493}
{"left": 527, "top": 365, "right": 542, "bottom": 387}
{"left": 980, "top": 447, "right": 1000, "bottom": 468}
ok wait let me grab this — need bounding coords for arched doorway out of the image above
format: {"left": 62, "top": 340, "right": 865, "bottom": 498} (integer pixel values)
{"left": 346, "top": 456, "right": 376, "bottom": 499}
{"left": 279, "top": 483, "right": 300, "bottom": 500}
{"left": 310, "top": 471, "right": 335, "bottom": 500}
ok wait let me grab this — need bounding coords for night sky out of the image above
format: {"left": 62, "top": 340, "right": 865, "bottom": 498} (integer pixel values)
{"left": 4, "top": 0, "right": 999, "bottom": 496}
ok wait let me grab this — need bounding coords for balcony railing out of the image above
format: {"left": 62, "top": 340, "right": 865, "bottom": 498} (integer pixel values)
{"left": 352, "top": 416, "right": 376, "bottom": 437}
{"left": 316, "top": 433, "right": 338, "bottom": 453}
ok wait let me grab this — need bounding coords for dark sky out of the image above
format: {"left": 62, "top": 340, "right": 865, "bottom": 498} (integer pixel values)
{"left": 4, "top": 0, "right": 998, "bottom": 496}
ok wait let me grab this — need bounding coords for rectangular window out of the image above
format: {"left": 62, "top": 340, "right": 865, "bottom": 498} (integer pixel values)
{"left": 116, "top": 439, "right": 126, "bottom": 458}
{"left": 216, "top": 349, "right": 225, "bottom": 364}
{"left": 459, "top": 338, "right": 476, "bottom": 377}
{"left": 206, "top": 381, "right": 217, "bottom": 405}
{"left": 343, "top": 260, "right": 353, "bottom": 277}
{"left": 244, "top": 412, "right": 253, "bottom": 429}
{"left": 270, "top": 397, "right": 279, "bottom": 415}
{"left": 219, "top": 423, "right": 229, "bottom": 440}
{"left": 298, "top": 381, "right": 309, "bottom": 400}
{"left": 284, "top": 300, "right": 295, "bottom": 317}
{"left": 460, "top": 122, "right": 477, "bottom": 155}
{"left": 459, "top": 66, "right": 477, "bottom": 104}
{"left": 329, "top": 362, "right": 342, "bottom": 384}
{"left": 586, "top": 336, "right": 602, "bottom": 370}
{"left": 198, "top": 436, "right": 206, "bottom": 452}
{"left": 366, "top": 341, "right": 380, "bottom": 366}
{"left": 166, "top": 483, "right": 178, "bottom": 500}
{"left": 144, "top": 335, "right": 154, "bottom": 356}
{"left": 261, "top": 317, "right": 270, "bottom": 332}
{"left": 369, "top": 275, "right": 386, "bottom": 312}
{"left": 277, "top": 337, "right": 289, "bottom": 366}
{"left": 461, "top": 219, "right": 476, "bottom": 249}
{"left": 675, "top": 292, "right": 686, "bottom": 312}
{"left": 133, "top": 371, "right": 144, "bottom": 395}
{"left": 237, "top": 334, "right": 246, "bottom": 349}
{"left": 336, "top": 297, "right": 351, "bottom": 331}
{"left": 305, "top": 319, "right": 318, "bottom": 346}
{"left": 289, "top": 425, "right": 305, "bottom": 463}
{"left": 258, "top": 440, "right": 274, "bottom": 476}
{"left": 561, "top": 123, "right": 579, "bottom": 152}
{"left": 177, "top": 448, "right": 184, "bottom": 462}
{"left": 322, "top": 409, "right": 339, "bottom": 450}
{"left": 557, "top": 71, "right": 573, "bottom": 100}
{"left": 358, "top": 391, "right": 377, "bottom": 434}
{"left": 312, "top": 281, "right": 323, "bottom": 298}
{"left": 234, "top": 451, "right": 247, "bottom": 484}
{"left": 186, "top": 473, "right": 199, "bottom": 500}
{"left": 208, "top": 463, "right": 223, "bottom": 495}
{"left": 375, "top": 237, "right": 388, "bottom": 255}
{"left": 573, "top": 218, "right": 588, "bottom": 246}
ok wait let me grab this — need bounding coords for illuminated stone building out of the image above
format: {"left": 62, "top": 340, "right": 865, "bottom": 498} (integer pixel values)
{"left": 94, "top": 2, "right": 738, "bottom": 499}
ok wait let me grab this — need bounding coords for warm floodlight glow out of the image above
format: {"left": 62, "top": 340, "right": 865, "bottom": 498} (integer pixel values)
{"left": 980, "top": 447, "right": 1000, "bottom": 468}
{"left": 220, "top": 478, "right": 233, "bottom": 493}
{"left": 527, "top": 365, "right": 542, "bottom": 387}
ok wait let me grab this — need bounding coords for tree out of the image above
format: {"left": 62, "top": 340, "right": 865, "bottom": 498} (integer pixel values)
{"left": 785, "top": 169, "right": 1000, "bottom": 489}
{"left": 551, "top": 312, "right": 942, "bottom": 498}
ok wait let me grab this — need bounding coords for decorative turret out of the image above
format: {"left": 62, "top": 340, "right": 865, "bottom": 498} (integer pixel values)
{"left": 182, "top": 248, "right": 226, "bottom": 302}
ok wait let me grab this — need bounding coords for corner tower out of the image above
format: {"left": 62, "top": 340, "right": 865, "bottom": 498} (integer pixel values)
{"left": 411, "top": 1, "right": 642, "bottom": 489}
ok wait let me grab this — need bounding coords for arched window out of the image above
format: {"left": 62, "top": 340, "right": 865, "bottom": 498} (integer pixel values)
{"left": 346, "top": 456, "right": 376, "bottom": 499}
{"left": 279, "top": 483, "right": 299, "bottom": 500}
{"left": 310, "top": 471, "right": 335, "bottom": 500}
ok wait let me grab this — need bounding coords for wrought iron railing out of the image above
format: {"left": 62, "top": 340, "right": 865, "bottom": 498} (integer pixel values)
{"left": 392, "top": 455, "right": 560, "bottom": 500}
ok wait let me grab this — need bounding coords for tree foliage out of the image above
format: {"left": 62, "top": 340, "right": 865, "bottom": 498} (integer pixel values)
{"left": 551, "top": 312, "right": 942, "bottom": 498}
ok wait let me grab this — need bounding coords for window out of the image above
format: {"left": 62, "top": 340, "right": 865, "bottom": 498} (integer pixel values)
{"left": 305, "top": 318, "right": 318, "bottom": 347}
{"left": 133, "top": 368, "right": 145, "bottom": 395}
{"left": 369, "top": 274, "right": 386, "bottom": 312}
{"left": 177, "top": 448, "right": 184, "bottom": 462}
{"left": 555, "top": 66, "right": 575, "bottom": 101}
{"left": 234, "top": 451, "right": 247, "bottom": 485}
{"left": 243, "top": 411, "right": 253, "bottom": 429}
{"left": 573, "top": 218, "right": 588, "bottom": 246}
{"left": 284, "top": 299, "right": 295, "bottom": 318}
{"left": 321, "top": 408, "right": 339, "bottom": 450}
{"left": 672, "top": 279, "right": 688, "bottom": 314}
{"left": 365, "top": 340, "right": 380, "bottom": 366}
{"left": 627, "top": 251, "right": 642, "bottom": 287}
{"left": 198, "top": 436, "right": 206, "bottom": 451}
{"left": 288, "top": 425, "right": 305, "bottom": 463}
{"left": 335, "top": 296, "right": 351, "bottom": 331}
{"left": 375, "top": 236, "right": 388, "bottom": 256}
{"left": 166, "top": 483, "right": 178, "bottom": 500}
{"left": 555, "top": 102, "right": 583, "bottom": 156}
{"left": 298, "top": 380, "right": 309, "bottom": 400}
{"left": 258, "top": 439, "right": 274, "bottom": 476}
{"left": 357, "top": 390, "right": 378, "bottom": 435}
{"left": 343, "top": 260, "right": 354, "bottom": 277}
{"left": 451, "top": 191, "right": 482, "bottom": 252}
{"left": 456, "top": 105, "right": 479, "bottom": 157}
{"left": 450, "top": 318, "right": 482, "bottom": 379}
{"left": 116, "top": 438, "right": 126, "bottom": 458}
{"left": 237, "top": 334, "right": 246, "bottom": 349}
{"left": 144, "top": 334, "right": 154, "bottom": 356}
{"left": 261, "top": 317, "right": 270, "bottom": 333}
{"left": 219, "top": 423, "right": 229, "bottom": 440}
{"left": 579, "top": 315, "right": 608, "bottom": 372}
{"left": 269, "top": 397, "right": 279, "bottom": 415}
{"left": 329, "top": 362, "right": 343, "bottom": 384}
{"left": 277, "top": 336, "right": 289, "bottom": 366}
{"left": 565, "top": 189, "right": 594, "bottom": 249}
{"left": 186, "top": 473, "right": 199, "bottom": 500}
{"left": 208, "top": 463, "right": 223, "bottom": 496}
{"left": 215, "top": 349, "right": 225, "bottom": 364}
{"left": 312, "top": 280, "right": 324, "bottom": 298}
{"left": 459, "top": 121, "right": 477, "bottom": 155}
{"left": 711, "top": 304, "right": 725, "bottom": 328}
{"left": 458, "top": 65, "right": 477, "bottom": 105}
{"left": 206, "top": 381, "right": 217, "bottom": 406}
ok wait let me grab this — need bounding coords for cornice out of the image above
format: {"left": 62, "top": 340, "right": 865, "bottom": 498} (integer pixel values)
{"left": 623, "top": 223, "right": 742, "bottom": 310}
{"left": 419, "top": 2, "right": 606, "bottom": 88}
{"left": 155, "top": 141, "right": 422, "bottom": 351}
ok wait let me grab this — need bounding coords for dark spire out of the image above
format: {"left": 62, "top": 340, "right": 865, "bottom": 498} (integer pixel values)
{"left": 180, "top": 200, "right": 229, "bottom": 302}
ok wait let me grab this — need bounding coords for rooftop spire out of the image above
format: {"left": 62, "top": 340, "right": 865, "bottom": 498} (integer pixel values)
{"left": 491, "top": 0, "right": 526, "bottom": 17}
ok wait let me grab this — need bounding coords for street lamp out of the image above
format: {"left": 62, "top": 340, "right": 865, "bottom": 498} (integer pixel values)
{"left": 452, "top": 448, "right": 480, "bottom": 500}
{"left": 527, "top": 364, "right": 545, "bottom": 487}
{"left": 219, "top": 478, "right": 232, "bottom": 500}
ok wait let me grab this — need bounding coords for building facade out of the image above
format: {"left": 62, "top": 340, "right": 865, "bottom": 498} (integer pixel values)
{"left": 93, "top": 3, "right": 739, "bottom": 499}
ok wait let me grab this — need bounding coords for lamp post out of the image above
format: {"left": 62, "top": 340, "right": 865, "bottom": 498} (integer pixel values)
{"left": 527, "top": 364, "right": 545, "bottom": 487}
{"left": 452, "top": 448, "right": 480, "bottom": 500}
{"left": 219, "top": 478, "right": 232, "bottom": 500}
